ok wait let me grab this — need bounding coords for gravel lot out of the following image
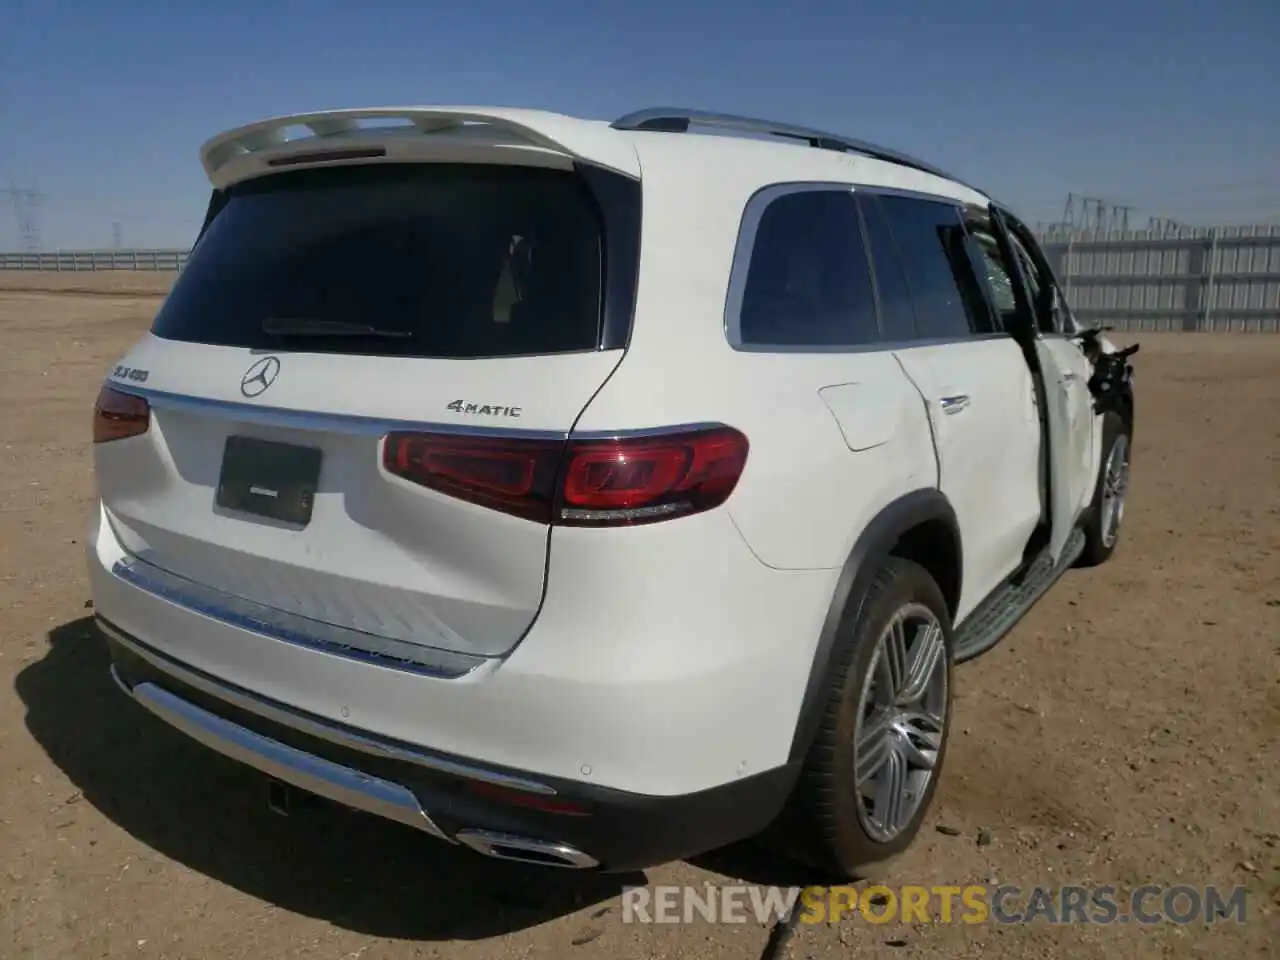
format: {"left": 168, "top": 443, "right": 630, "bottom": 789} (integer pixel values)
{"left": 1, "top": 274, "right": 1277, "bottom": 959}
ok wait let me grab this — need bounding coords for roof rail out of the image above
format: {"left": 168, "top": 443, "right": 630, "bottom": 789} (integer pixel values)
{"left": 610, "top": 107, "right": 975, "bottom": 191}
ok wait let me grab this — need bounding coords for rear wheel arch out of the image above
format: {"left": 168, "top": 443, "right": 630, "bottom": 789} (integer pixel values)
{"left": 889, "top": 516, "right": 962, "bottom": 620}
{"left": 785, "top": 488, "right": 962, "bottom": 762}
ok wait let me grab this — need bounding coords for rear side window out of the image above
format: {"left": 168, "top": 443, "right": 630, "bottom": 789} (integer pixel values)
{"left": 875, "top": 195, "right": 993, "bottom": 339}
{"left": 735, "top": 189, "right": 880, "bottom": 348}
{"left": 153, "top": 164, "right": 604, "bottom": 358}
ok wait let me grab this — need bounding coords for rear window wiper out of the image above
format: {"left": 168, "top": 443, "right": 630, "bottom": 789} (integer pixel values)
{"left": 262, "top": 317, "right": 413, "bottom": 338}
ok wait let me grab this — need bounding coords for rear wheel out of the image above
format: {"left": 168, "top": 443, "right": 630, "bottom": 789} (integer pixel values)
{"left": 1077, "top": 411, "right": 1130, "bottom": 567}
{"left": 771, "top": 557, "right": 954, "bottom": 876}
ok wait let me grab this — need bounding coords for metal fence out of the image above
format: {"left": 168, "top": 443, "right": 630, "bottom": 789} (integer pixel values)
{"left": 0, "top": 249, "right": 188, "bottom": 272}
{"left": 1040, "top": 224, "right": 1280, "bottom": 333}
{"left": 3, "top": 224, "right": 1280, "bottom": 332}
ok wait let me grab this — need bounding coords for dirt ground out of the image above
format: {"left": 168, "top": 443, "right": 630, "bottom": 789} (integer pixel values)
{"left": 1, "top": 273, "right": 1276, "bottom": 960}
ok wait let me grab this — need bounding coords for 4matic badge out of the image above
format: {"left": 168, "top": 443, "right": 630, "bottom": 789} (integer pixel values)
{"left": 446, "top": 400, "right": 522, "bottom": 418}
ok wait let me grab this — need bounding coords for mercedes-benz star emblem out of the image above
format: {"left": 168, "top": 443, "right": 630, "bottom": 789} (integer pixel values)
{"left": 240, "top": 356, "right": 281, "bottom": 398}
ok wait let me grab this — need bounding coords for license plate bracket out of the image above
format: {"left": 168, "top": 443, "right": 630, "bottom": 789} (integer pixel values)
{"left": 216, "top": 435, "right": 322, "bottom": 526}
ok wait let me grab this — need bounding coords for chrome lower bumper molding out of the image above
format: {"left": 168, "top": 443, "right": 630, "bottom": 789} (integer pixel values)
{"left": 97, "top": 616, "right": 556, "bottom": 796}
{"left": 101, "top": 619, "right": 601, "bottom": 870}
{"left": 114, "top": 668, "right": 452, "bottom": 841}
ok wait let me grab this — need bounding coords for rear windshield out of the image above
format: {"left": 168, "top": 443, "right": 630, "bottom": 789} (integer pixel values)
{"left": 152, "top": 164, "right": 605, "bottom": 358}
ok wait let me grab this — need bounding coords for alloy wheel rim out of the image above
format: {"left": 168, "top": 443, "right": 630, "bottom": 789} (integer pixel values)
{"left": 853, "top": 604, "right": 948, "bottom": 843}
{"left": 1101, "top": 434, "right": 1130, "bottom": 549}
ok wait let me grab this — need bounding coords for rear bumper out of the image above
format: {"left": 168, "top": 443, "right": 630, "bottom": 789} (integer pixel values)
{"left": 102, "top": 619, "right": 798, "bottom": 872}
{"left": 87, "top": 498, "right": 835, "bottom": 796}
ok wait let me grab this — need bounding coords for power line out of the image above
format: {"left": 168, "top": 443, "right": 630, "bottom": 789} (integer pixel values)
{"left": 1052, "top": 193, "right": 1137, "bottom": 233}
{"left": 1146, "top": 216, "right": 1187, "bottom": 235}
{"left": 4, "top": 180, "right": 45, "bottom": 252}
{"left": 1033, "top": 189, "right": 1280, "bottom": 236}
{"left": 1019, "top": 190, "right": 1280, "bottom": 229}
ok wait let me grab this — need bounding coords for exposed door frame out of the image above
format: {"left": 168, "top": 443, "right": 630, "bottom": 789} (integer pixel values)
{"left": 978, "top": 204, "right": 1058, "bottom": 564}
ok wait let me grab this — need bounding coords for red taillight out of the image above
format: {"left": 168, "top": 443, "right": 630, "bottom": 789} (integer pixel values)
{"left": 382, "top": 425, "right": 749, "bottom": 527}
{"left": 558, "top": 427, "right": 749, "bottom": 525}
{"left": 382, "top": 433, "right": 563, "bottom": 523}
{"left": 93, "top": 385, "right": 150, "bottom": 443}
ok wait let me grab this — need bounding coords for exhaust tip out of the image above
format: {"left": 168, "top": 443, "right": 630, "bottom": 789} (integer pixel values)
{"left": 455, "top": 829, "right": 598, "bottom": 869}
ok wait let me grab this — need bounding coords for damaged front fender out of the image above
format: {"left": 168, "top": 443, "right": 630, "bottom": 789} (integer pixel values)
{"left": 1077, "top": 327, "right": 1139, "bottom": 424}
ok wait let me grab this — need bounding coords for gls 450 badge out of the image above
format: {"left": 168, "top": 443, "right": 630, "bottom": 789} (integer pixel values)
{"left": 112, "top": 365, "right": 149, "bottom": 383}
{"left": 446, "top": 400, "right": 523, "bottom": 418}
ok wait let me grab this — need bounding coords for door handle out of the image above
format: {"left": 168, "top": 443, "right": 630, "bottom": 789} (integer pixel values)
{"left": 1061, "top": 372, "right": 1079, "bottom": 384}
{"left": 940, "top": 395, "right": 970, "bottom": 415}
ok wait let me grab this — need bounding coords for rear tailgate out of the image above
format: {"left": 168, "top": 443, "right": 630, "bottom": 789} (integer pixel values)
{"left": 94, "top": 160, "right": 633, "bottom": 666}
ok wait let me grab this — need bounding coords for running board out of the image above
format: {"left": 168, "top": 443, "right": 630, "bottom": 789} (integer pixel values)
{"left": 953, "top": 528, "right": 1086, "bottom": 663}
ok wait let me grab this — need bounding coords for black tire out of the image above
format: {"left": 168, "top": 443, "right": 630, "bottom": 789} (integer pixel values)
{"left": 767, "top": 556, "right": 955, "bottom": 877}
{"left": 1076, "top": 410, "right": 1130, "bottom": 568}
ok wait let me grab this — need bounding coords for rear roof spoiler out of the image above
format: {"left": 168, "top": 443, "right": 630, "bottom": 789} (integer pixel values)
{"left": 199, "top": 107, "right": 642, "bottom": 187}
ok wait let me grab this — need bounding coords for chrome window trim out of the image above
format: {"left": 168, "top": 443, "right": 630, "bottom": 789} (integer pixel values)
{"left": 730, "top": 331, "right": 1013, "bottom": 356}
{"left": 99, "top": 616, "right": 559, "bottom": 796}
{"left": 854, "top": 184, "right": 965, "bottom": 206}
{"left": 723, "top": 182, "right": 1006, "bottom": 354}
{"left": 882, "top": 331, "right": 1014, "bottom": 350}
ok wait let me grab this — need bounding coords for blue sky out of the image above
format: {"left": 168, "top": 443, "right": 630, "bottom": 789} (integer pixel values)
{"left": 3, "top": 0, "right": 1277, "bottom": 248}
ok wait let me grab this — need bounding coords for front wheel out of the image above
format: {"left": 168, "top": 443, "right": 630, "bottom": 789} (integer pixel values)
{"left": 769, "top": 557, "right": 954, "bottom": 876}
{"left": 1077, "top": 410, "right": 1131, "bottom": 567}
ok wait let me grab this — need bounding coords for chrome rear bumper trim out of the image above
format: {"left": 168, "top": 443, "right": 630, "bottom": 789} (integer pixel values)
{"left": 121, "top": 675, "right": 453, "bottom": 841}
{"left": 98, "top": 617, "right": 557, "bottom": 796}
{"left": 110, "top": 555, "right": 486, "bottom": 680}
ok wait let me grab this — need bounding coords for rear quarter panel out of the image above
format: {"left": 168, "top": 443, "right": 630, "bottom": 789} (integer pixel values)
{"left": 574, "top": 137, "right": 938, "bottom": 570}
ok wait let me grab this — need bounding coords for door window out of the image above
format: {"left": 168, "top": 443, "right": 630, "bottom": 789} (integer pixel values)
{"left": 873, "top": 194, "right": 996, "bottom": 338}
{"left": 856, "top": 193, "right": 918, "bottom": 342}
{"left": 960, "top": 210, "right": 1020, "bottom": 330}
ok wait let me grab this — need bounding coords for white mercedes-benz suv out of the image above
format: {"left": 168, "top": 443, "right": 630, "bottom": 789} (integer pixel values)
{"left": 88, "top": 105, "right": 1137, "bottom": 875}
